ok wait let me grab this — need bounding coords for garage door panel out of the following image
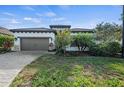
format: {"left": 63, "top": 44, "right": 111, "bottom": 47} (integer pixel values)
{"left": 21, "top": 38, "right": 49, "bottom": 51}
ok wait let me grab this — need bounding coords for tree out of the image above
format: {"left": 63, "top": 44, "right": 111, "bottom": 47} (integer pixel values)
{"left": 94, "top": 22, "right": 122, "bottom": 43}
{"left": 55, "top": 30, "right": 72, "bottom": 55}
{"left": 73, "top": 33, "right": 94, "bottom": 52}
{"left": 122, "top": 5, "right": 124, "bottom": 57}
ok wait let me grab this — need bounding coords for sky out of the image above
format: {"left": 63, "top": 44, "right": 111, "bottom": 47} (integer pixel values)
{"left": 0, "top": 5, "right": 122, "bottom": 29}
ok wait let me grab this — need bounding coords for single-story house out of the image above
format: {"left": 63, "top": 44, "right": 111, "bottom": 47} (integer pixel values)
{"left": 10, "top": 25, "right": 93, "bottom": 51}
{"left": 0, "top": 27, "right": 13, "bottom": 36}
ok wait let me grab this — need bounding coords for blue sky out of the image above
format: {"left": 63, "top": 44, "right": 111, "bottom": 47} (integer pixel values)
{"left": 0, "top": 5, "right": 122, "bottom": 29}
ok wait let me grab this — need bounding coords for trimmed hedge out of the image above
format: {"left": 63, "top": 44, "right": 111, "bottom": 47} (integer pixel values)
{"left": 0, "top": 34, "right": 14, "bottom": 53}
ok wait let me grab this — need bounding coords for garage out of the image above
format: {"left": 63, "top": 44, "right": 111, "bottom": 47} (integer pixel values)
{"left": 21, "top": 38, "right": 49, "bottom": 51}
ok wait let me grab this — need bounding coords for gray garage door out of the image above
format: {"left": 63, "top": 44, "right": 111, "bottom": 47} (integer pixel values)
{"left": 21, "top": 38, "right": 49, "bottom": 51}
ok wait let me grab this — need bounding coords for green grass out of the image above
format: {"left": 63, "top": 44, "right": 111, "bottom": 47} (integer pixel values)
{"left": 10, "top": 54, "right": 124, "bottom": 87}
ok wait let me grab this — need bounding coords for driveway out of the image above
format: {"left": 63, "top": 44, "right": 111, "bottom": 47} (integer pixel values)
{"left": 0, "top": 51, "right": 46, "bottom": 87}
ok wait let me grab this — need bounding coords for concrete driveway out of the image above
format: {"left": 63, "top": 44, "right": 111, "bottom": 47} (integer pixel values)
{"left": 0, "top": 51, "right": 46, "bottom": 87}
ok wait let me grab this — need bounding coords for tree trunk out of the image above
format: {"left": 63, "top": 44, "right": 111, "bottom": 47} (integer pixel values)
{"left": 122, "top": 5, "right": 124, "bottom": 58}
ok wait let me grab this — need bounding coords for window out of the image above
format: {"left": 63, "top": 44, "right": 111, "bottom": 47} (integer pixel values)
{"left": 70, "top": 40, "right": 77, "bottom": 47}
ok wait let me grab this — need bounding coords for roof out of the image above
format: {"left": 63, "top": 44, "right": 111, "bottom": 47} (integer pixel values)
{"left": 0, "top": 27, "right": 13, "bottom": 35}
{"left": 10, "top": 27, "right": 54, "bottom": 32}
{"left": 71, "top": 28, "right": 93, "bottom": 33}
{"left": 49, "top": 25, "right": 71, "bottom": 28}
{"left": 10, "top": 27, "right": 93, "bottom": 33}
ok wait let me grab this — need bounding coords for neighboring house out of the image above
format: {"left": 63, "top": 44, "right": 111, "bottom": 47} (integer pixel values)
{"left": 10, "top": 25, "right": 93, "bottom": 51}
{"left": 0, "top": 27, "right": 13, "bottom": 36}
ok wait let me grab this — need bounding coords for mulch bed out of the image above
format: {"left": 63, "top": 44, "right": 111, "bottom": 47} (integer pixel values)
{"left": 65, "top": 51, "right": 91, "bottom": 56}
{"left": 64, "top": 51, "right": 121, "bottom": 58}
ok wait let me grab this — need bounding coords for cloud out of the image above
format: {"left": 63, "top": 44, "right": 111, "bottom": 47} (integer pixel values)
{"left": 24, "top": 17, "right": 32, "bottom": 20}
{"left": 0, "top": 18, "right": 11, "bottom": 21}
{"left": 0, "top": 18, "right": 20, "bottom": 24}
{"left": 51, "top": 17, "right": 70, "bottom": 25}
{"left": 32, "top": 18, "right": 41, "bottom": 23}
{"left": 52, "top": 17, "right": 66, "bottom": 21}
{"left": 45, "top": 12, "right": 56, "bottom": 17}
{"left": 2, "top": 12, "right": 15, "bottom": 16}
{"left": 22, "top": 6, "right": 35, "bottom": 11}
{"left": 24, "top": 17, "right": 41, "bottom": 23}
{"left": 36, "top": 11, "right": 57, "bottom": 17}
{"left": 10, "top": 19, "right": 20, "bottom": 24}
{"left": 2, "top": 24, "right": 16, "bottom": 29}
{"left": 36, "top": 13, "right": 43, "bottom": 16}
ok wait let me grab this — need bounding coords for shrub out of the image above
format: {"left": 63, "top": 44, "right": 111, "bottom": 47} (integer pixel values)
{"left": 0, "top": 34, "right": 14, "bottom": 53}
{"left": 106, "top": 41, "right": 121, "bottom": 56}
{"left": 73, "top": 33, "right": 94, "bottom": 52}
{"left": 89, "top": 41, "right": 121, "bottom": 56}
{"left": 55, "top": 30, "right": 72, "bottom": 55}
{"left": 89, "top": 43, "right": 101, "bottom": 56}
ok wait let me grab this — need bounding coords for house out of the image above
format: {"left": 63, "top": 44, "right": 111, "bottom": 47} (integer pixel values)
{"left": 10, "top": 25, "right": 93, "bottom": 51}
{"left": 0, "top": 27, "right": 13, "bottom": 36}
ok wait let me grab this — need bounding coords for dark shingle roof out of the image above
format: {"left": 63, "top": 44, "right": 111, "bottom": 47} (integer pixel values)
{"left": 0, "top": 27, "right": 13, "bottom": 35}
{"left": 10, "top": 27, "right": 93, "bottom": 33}
{"left": 10, "top": 27, "right": 54, "bottom": 32}
{"left": 71, "top": 28, "right": 93, "bottom": 33}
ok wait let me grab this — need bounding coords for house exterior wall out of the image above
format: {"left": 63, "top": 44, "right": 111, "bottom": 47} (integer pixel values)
{"left": 12, "top": 31, "right": 55, "bottom": 51}
{"left": 11, "top": 29, "right": 93, "bottom": 51}
{"left": 51, "top": 27, "right": 70, "bottom": 31}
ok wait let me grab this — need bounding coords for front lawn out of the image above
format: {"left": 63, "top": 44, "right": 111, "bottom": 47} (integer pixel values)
{"left": 10, "top": 54, "right": 124, "bottom": 87}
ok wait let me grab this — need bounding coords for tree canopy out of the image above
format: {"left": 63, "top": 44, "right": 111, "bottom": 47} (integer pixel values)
{"left": 94, "top": 22, "right": 122, "bottom": 42}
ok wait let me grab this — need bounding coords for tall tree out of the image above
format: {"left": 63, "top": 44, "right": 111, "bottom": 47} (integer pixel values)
{"left": 122, "top": 5, "right": 124, "bottom": 58}
{"left": 94, "top": 22, "right": 122, "bottom": 43}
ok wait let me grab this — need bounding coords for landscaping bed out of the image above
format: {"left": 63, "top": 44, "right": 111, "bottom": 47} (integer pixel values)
{"left": 0, "top": 47, "right": 11, "bottom": 54}
{"left": 64, "top": 51, "right": 121, "bottom": 58}
{"left": 10, "top": 54, "right": 124, "bottom": 87}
